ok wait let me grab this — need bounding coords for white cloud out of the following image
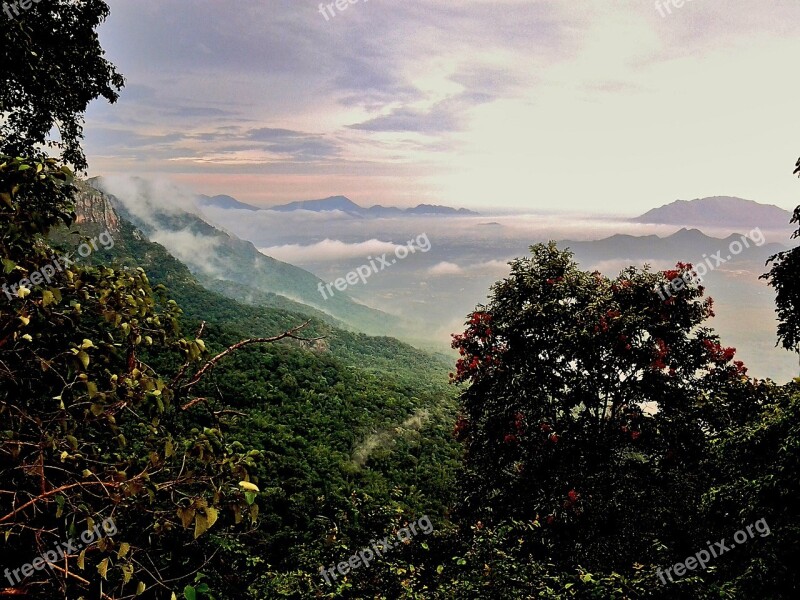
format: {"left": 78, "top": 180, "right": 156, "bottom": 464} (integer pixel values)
{"left": 258, "top": 239, "right": 401, "bottom": 263}
{"left": 470, "top": 259, "right": 513, "bottom": 272}
{"left": 428, "top": 261, "right": 464, "bottom": 275}
{"left": 149, "top": 230, "right": 224, "bottom": 276}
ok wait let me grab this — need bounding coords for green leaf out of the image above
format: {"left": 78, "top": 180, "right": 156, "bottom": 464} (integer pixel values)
{"left": 184, "top": 586, "right": 197, "bottom": 600}
{"left": 77, "top": 351, "right": 90, "bottom": 369}
{"left": 193, "top": 506, "right": 219, "bottom": 539}
{"left": 97, "top": 558, "right": 109, "bottom": 580}
{"left": 121, "top": 562, "right": 134, "bottom": 584}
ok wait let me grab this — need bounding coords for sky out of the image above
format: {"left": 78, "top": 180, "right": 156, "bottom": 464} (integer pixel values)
{"left": 84, "top": 0, "right": 800, "bottom": 213}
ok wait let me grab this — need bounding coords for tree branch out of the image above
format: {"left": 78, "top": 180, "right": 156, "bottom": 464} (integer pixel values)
{"left": 179, "top": 321, "right": 322, "bottom": 393}
{"left": 0, "top": 481, "right": 120, "bottom": 524}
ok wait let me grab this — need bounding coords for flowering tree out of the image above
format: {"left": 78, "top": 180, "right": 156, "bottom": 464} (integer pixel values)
{"left": 450, "top": 243, "right": 759, "bottom": 570}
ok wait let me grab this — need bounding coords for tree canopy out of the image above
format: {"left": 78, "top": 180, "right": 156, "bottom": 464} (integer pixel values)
{"left": 0, "top": 0, "right": 123, "bottom": 170}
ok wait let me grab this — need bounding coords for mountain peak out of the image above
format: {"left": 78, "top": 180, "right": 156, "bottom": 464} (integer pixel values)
{"left": 271, "top": 195, "right": 363, "bottom": 213}
{"left": 633, "top": 196, "right": 793, "bottom": 230}
{"left": 197, "top": 194, "right": 260, "bottom": 211}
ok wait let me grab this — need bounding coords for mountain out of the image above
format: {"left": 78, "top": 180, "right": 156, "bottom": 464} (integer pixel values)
{"left": 270, "top": 195, "right": 363, "bottom": 213}
{"left": 404, "top": 204, "right": 479, "bottom": 216}
{"left": 269, "top": 195, "right": 480, "bottom": 217}
{"left": 563, "top": 227, "right": 786, "bottom": 264}
{"left": 633, "top": 196, "right": 793, "bottom": 230}
{"left": 197, "top": 194, "right": 261, "bottom": 211}
{"left": 47, "top": 182, "right": 460, "bottom": 600}
{"left": 87, "top": 178, "right": 400, "bottom": 336}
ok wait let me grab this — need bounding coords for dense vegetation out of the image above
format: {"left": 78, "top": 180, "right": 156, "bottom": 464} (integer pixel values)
{"left": 2, "top": 3, "right": 799, "bottom": 599}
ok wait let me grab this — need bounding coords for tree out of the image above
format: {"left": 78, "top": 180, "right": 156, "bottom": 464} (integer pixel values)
{"left": 0, "top": 157, "right": 276, "bottom": 596}
{"left": 701, "top": 381, "right": 800, "bottom": 599}
{"left": 450, "top": 243, "right": 758, "bottom": 571}
{"left": 761, "top": 156, "right": 800, "bottom": 356}
{"left": 0, "top": 0, "right": 124, "bottom": 170}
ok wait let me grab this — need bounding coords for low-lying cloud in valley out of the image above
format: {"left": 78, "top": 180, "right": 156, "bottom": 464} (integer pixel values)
{"left": 259, "top": 239, "right": 401, "bottom": 263}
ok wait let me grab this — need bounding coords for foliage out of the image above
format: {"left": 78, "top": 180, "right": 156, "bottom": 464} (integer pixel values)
{"left": 0, "top": 158, "right": 262, "bottom": 597}
{"left": 449, "top": 243, "right": 758, "bottom": 570}
{"left": 761, "top": 156, "right": 800, "bottom": 352}
{"left": 702, "top": 381, "right": 800, "bottom": 598}
{"left": 0, "top": 0, "right": 124, "bottom": 170}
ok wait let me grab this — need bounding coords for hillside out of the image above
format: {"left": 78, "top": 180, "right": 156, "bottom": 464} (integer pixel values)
{"left": 86, "top": 178, "right": 400, "bottom": 336}
{"left": 45, "top": 186, "right": 463, "bottom": 594}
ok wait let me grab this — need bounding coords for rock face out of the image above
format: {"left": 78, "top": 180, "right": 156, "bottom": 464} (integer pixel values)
{"left": 72, "top": 181, "right": 120, "bottom": 232}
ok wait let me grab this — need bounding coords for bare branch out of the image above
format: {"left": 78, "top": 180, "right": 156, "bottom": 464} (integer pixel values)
{"left": 180, "top": 397, "right": 207, "bottom": 412}
{"left": 0, "top": 481, "right": 120, "bottom": 524}
{"left": 179, "top": 321, "right": 322, "bottom": 393}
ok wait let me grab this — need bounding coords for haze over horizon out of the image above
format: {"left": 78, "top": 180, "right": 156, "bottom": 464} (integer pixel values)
{"left": 85, "top": 0, "right": 800, "bottom": 212}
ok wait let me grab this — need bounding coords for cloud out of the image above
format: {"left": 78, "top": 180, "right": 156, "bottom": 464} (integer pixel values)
{"left": 86, "top": 0, "right": 800, "bottom": 212}
{"left": 428, "top": 261, "right": 464, "bottom": 275}
{"left": 149, "top": 230, "right": 225, "bottom": 276}
{"left": 95, "top": 175, "right": 202, "bottom": 223}
{"left": 470, "top": 259, "right": 513, "bottom": 273}
{"left": 351, "top": 409, "right": 430, "bottom": 468}
{"left": 258, "top": 239, "right": 401, "bottom": 263}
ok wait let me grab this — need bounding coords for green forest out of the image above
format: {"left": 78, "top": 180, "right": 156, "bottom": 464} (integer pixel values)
{"left": 1, "top": 3, "right": 799, "bottom": 599}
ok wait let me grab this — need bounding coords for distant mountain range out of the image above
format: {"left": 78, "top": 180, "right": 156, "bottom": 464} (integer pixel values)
{"left": 197, "top": 194, "right": 260, "bottom": 211}
{"left": 563, "top": 227, "right": 786, "bottom": 265}
{"left": 198, "top": 194, "right": 479, "bottom": 217}
{"left": 90, "top": 179, "right": 399, "bottom": 335}
{"left": 633, "top": 196, "right": 793, "bottom": 230}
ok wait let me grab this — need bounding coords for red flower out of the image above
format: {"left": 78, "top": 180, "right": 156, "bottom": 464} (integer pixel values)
{"left": 504, "top": 434, "right": 518, "bottom": 444}
{"left": 567, "top": 489, "right": 579, "bottom": 503}
{"left": 540, "top": 422, "right": 552, "bottom": 433}
{"left": 549, "top": 433, "right": 560, "bottom": 444}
